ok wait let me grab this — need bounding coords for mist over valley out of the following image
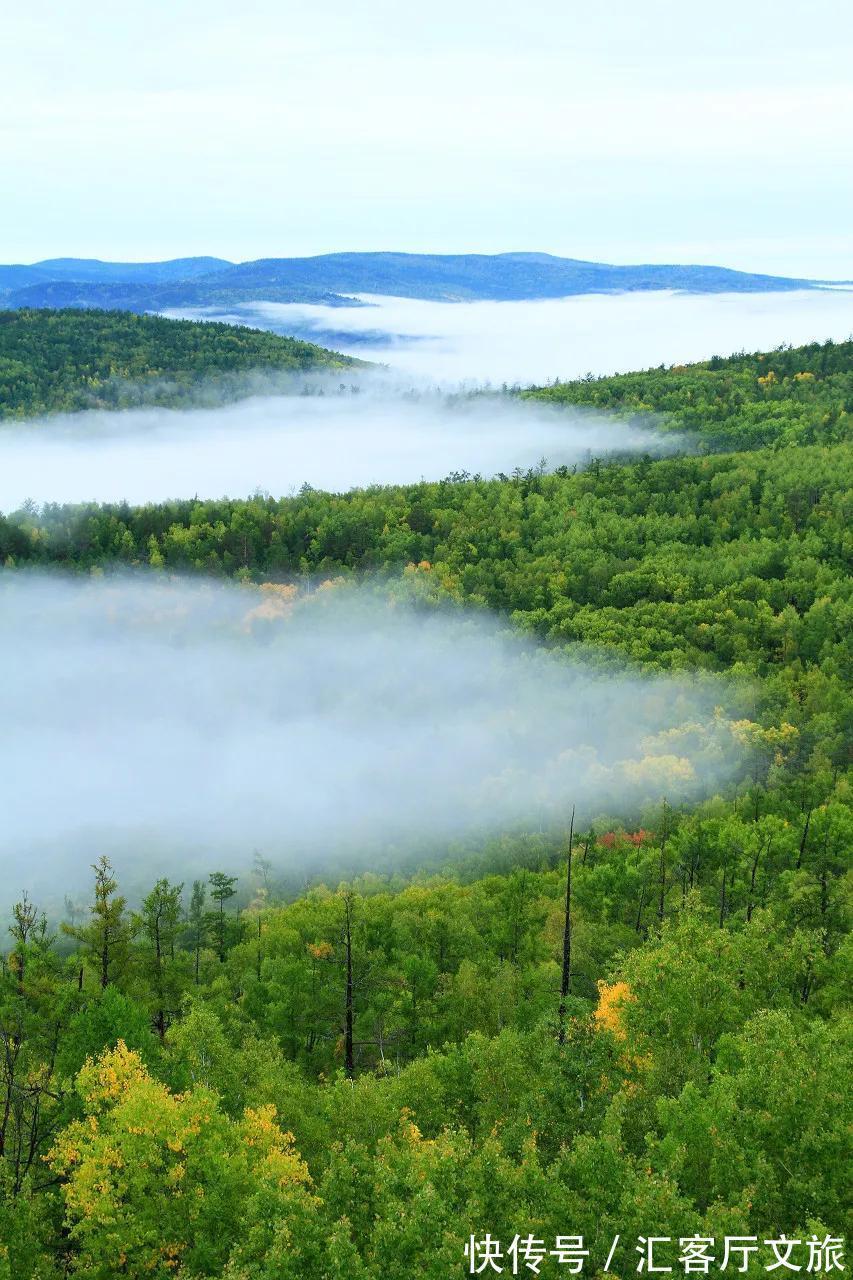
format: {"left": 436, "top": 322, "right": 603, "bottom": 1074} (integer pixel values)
{"left": 0, "top": 575, "right": 744, "bottom": 906}
{"left": 169, "top": 287, "right": 853, "bottom": 385}
{"left": 0, "top": 382, "right": 679, "bottom": 510}
{"left": 3, "top": 286, "right": 852, "bottom": 511}
{"left": 3, "top": 2, "right": 851, "bottom": 1263}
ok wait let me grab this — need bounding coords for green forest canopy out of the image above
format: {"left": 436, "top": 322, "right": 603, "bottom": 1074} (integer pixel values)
{"left": 5, "top": 443, "right": 850, "bottom": 674}
{"left": 0, "top": 331, "right": 850, "bottom": 1277}
{"left": 0, "top": 308, "right": 357, "bottom": 419}
{"left": 525, "top": 336, "right": 853, "bottom": 448}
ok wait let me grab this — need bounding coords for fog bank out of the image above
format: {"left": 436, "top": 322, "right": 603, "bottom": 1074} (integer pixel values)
{"left": 0, "top": 385, "right": 676, "bottom": 510}
{"left": 0, "top": 575, "right": 742, "bottom": 903}
{"left": 170, "top": 287, "right": 853, "bottom": 385}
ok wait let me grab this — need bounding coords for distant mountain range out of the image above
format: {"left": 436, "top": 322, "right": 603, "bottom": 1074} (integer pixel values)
{"left": 0, "top": 252, "right": 835, "bottom": 312}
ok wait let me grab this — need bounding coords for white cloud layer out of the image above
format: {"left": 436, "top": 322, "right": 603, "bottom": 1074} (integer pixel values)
{"left": 0, "top": 377, "right": 677, "bottom": 510}
{"left": 0, "top": 576, "right": 742, "bottom": 902}
{"left": 178, "top": 288, "right": 853, "bottom": 386}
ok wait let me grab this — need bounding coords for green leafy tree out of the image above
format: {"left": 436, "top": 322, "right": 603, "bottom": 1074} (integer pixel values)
{"left": 134, "top": 879, "right": 185, "bottom": 1040}
{"left": 207, "top": 872, "right": 238, "bottom": 963}
{"left": 62, "top": 856, "right": 132, "bottom": 991}
{"left": 185, "top": 879, "right": 208, "bottom": 984}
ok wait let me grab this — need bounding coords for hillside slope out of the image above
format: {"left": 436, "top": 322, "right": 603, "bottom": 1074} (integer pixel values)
{"left": 1, "top": 335, "right": 850, "bottom": 1278}
{"left": 525, "top": 338, "right": 853, "bottom": 448}
{"left": 0, "top": 308, "right": 359, "bottom": 419}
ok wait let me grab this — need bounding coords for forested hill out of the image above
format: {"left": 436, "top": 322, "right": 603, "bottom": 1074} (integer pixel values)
{"left": 0, "top": 250, "right": 827, "bottom": 311}
{"left": 0, "top": 308, "right": 358, "bottom": 419}
{"left": 6, "top": 443, "right": 850, "bottom": 676}
{"left": 1, "top": 337, "right": 850, "bottom": 1275}
{"left": 525, "top": 338, "right": 853, "bottom": 448}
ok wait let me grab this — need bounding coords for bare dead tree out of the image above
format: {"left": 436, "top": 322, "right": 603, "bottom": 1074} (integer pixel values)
{"left": 557, "top": 806, "right": 575, "bottom": 1045}
{"left": 657, "top": 799, "right": 670, "bottom": 921}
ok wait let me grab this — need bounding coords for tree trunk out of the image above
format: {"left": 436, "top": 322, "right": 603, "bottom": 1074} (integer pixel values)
{"left": 557, "top": 807, "right": 575, "bottom": 1045}
{"left": 796, "top": 807, "right": 811, "bottom": 869}
{"left": 344, "top": 895, "right": 355, "bottom": 1077}
{"left": 154, "top": 909, "right": 165, "bottom": 1042}
{"left": 746, "top": 839, "right": 767, "bottom": 923}
{"left": 657, "top": 801, "right": 669, "bottom": 921}
{"left": 690, "top": 824, "right": 702, "bottom": 890}
{"left": 635, "top": 877, "right": 647, "bottom": 934}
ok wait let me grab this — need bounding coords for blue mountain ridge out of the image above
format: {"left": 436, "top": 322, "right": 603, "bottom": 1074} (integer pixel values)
{"left": 0, "top": 251, "right": 840, "bottom": 312}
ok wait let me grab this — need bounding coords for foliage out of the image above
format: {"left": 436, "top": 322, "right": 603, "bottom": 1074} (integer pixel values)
{"left": 0, "top": 774, "right": 848, "bottom": 1274}
{"left": 0, "top": 336, "right": 849, "bottom": 1274}
{"left": 5, "top": 442, "right": 850, "bottom": 689}
{"left": 525, "top": 338, "right": 853, "bottom": 448}
{"left": 0, "top": 309, "right": 355, "bottom": 420}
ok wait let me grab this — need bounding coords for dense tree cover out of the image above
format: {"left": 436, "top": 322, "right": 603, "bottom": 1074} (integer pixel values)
{"left": 4, "top": 443, "right": 850, "bottom": 679}
{"left": 0, "top": 337, "right": 850, "bottom": 1275}
{"left": 0, "top": 309, "right": 355, "bottom": 419}
{"left": 1, "top": 279, "right": 353, "bottom": 314}
{"left": 525, "top": 339, "right": 853, "bottom": 448}
{"left": 0, "top": 536, "right": 849, "bottom": 1276}
{"left": 1, "top": 777, "right": 849, "bottom": 1276}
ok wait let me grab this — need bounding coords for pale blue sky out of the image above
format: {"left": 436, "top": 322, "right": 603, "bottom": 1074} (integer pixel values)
{"left": 3, "top": 0, "right": 852, "bottom": 276}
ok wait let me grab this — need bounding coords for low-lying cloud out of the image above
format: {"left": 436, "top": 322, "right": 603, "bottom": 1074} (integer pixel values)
{"left": 0, "top": 382, "right": 677, "bottom": 510}
{"left": 171, "top": 287, "right": 853, "bottom": 385}
{"left": 0, "top": 575, "right": 743, "bottom": 904}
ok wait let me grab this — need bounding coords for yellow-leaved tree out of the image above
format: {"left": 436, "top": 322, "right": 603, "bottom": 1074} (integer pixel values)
{"left": 48, "top": 1041, "right": 325, "bottom": 1279}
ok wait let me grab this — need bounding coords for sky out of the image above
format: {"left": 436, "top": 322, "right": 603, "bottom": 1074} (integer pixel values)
{"left": 3, "top": 0, "right": 852, "bottom": 277}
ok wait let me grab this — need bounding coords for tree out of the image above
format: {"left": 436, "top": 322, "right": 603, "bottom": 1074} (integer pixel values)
{"left": 48, "top": 1041, "right": 322, "bottom": 1279}
{"left": 340, "top": 890, "right": 356, "bottom": 1078}
{"left": 655, "top": 1010, "right": 851, "bottom": 1230}
{"left": 613, "top": 909, "right": 808, "bottom": 1098}
{"left": 186, "top": 879, "right": 207, "bottom": 984}
{"left": 8, "top": 893, "right": 48, "bottom": 994}
{"left": 207, "top": 872, "right": 238, "bottom": 963}
{"left": 135, "top": 879, "right": 184, "bottom": 1040}
{"left": 657, "top": 799, "right": 670, "bottom": 921}
{"left": 0, "top": 895, "right": 66, "bottom": 1200}
{"left": 252, "top": 849, "right": 274, "bottom": 898}
{"left": 557, "top": 806, "right": 575, "bottom": 1044}
{"left": 62, "top": 856, "right": 131, "bottom": 990}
